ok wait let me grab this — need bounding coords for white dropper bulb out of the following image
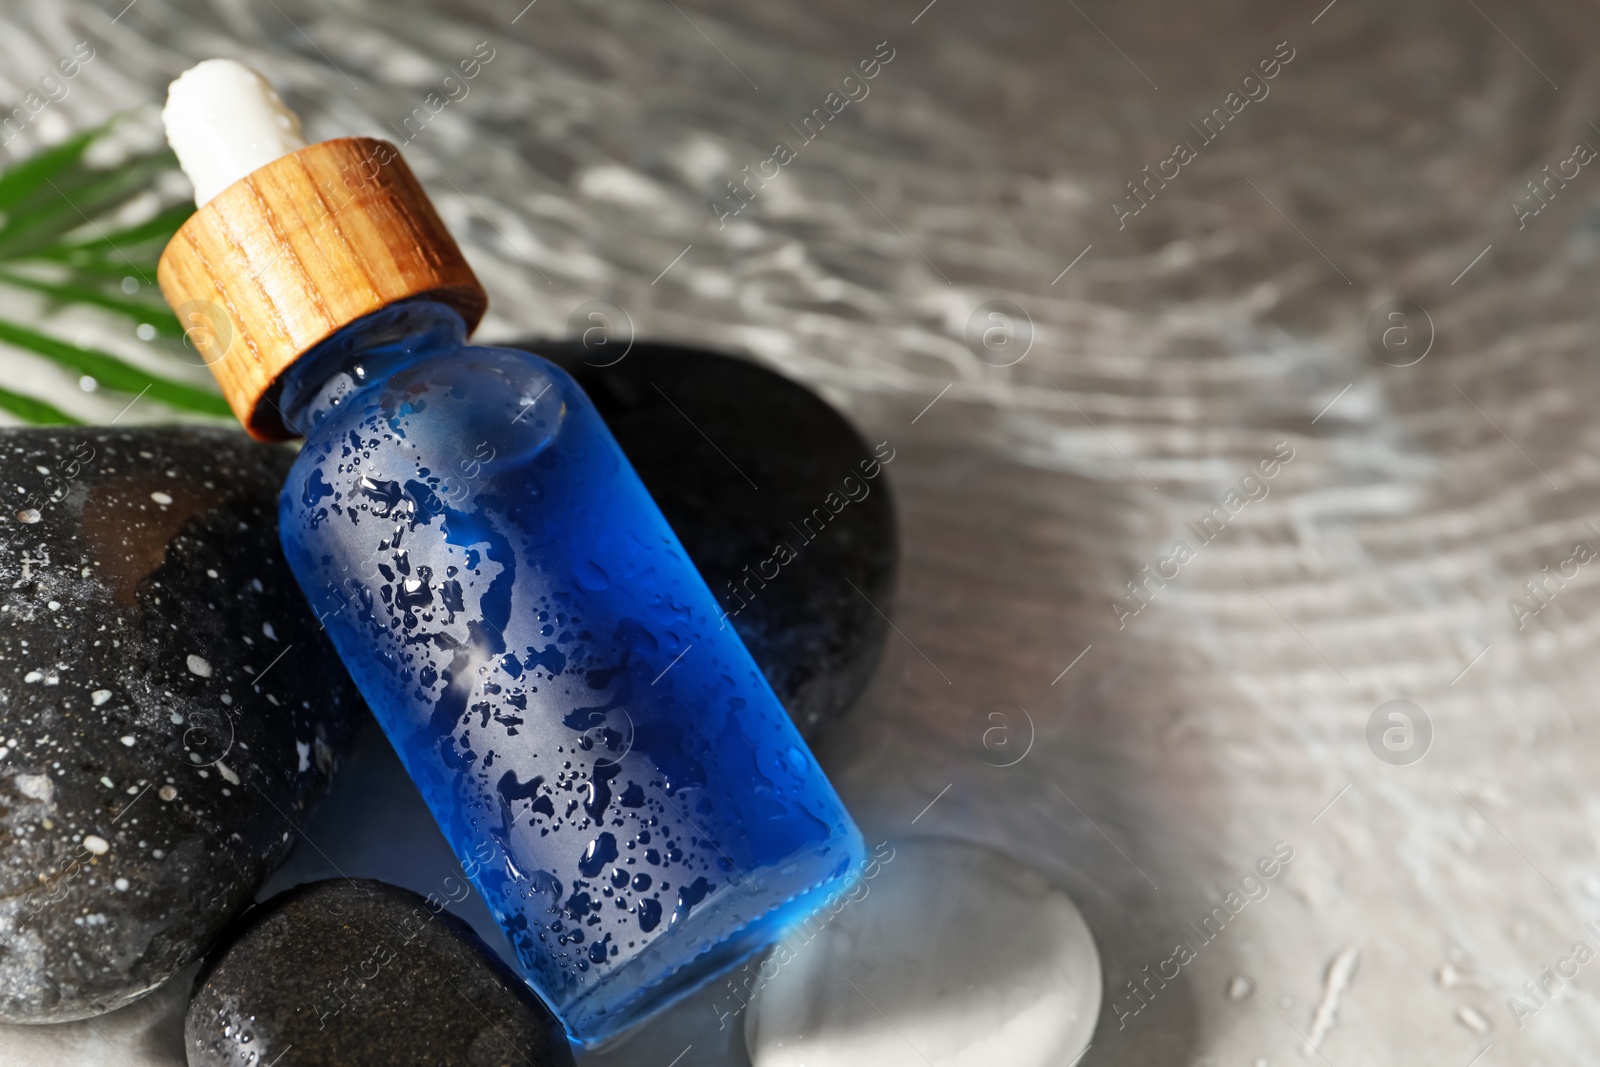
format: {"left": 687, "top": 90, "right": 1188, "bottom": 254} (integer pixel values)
{"left": 162, "top": 59, "right": 307, "bottom": 207}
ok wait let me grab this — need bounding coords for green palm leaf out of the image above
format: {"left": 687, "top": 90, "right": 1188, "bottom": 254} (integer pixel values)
{"left": 0, "top": 385, "right": 81, "bottom": 424}
{"left": 0, "top": 115, "right": 225, "bottom": 425}
{"left": 0, "top": 270, "right": 180, "bottom": 335}
{"left": 0, "top": 319, "right": 228, "bottom": 415}
{"left": 0, "top": 126, "right": 101, "bottom": 211}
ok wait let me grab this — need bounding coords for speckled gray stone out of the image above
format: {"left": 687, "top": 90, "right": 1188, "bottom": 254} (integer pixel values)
{"left": 186, "top": 879, "right": 574, "bottom": 1067}
{"left": 0, "top": 427, "right": 363, "bottom": 1022}
{"left": 527, "top": 340, "right": 898, "bottom": 737}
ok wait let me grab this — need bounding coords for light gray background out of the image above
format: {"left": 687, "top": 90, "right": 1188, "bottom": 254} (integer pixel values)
{"left": 1, "top": 0, "right": 1597, "bottom": 1064}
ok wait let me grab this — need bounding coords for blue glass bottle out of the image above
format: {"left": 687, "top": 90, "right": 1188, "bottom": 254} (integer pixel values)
{"left": 275, "top": 300, "right": 865, "bottom": 1045}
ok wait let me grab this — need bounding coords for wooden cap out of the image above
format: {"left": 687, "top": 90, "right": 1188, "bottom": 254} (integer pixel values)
{"left": 157, "top": 137, "right": 487, "bottom": 441}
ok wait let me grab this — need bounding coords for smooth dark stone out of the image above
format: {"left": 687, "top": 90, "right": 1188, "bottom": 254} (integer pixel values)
{"left": 0, "top": 427, "right": 363, "bottom": 1022}
{"left": 517, "top": 339, "right": 898, "bottom": 736}
{"left": 187, "top": 879, "right": 574, "bottom": 1067}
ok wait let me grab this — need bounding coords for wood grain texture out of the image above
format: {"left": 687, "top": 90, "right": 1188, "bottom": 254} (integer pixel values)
{"left": 156, "top": 137, "right": 487, "bottom": 440}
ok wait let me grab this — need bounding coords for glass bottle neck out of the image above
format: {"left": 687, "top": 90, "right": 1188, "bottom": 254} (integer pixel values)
{"left": 277, "top": 300, "right": 468, "bottom": 438}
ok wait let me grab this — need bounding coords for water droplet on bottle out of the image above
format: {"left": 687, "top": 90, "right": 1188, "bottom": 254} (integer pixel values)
{"left": 575, "top": 560, "right": 610, "bottom": 591}
{"left": 579, "top": 832, "right": 618, "bottom": 877}
{"left": 784, "top": 745, "right": 809, "bottom": 776}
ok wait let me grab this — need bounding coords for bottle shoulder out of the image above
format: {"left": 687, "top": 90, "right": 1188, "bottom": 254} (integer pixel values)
{"left": 297, "top": 341, "right": 589, "bottom": 452}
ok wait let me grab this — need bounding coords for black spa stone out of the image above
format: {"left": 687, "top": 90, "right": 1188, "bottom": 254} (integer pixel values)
{"left": 521, "top": 338, "right": 899, "bottom": 736}
{"left": 185, "top": 879, "right": 574, "bottom": 1067}
{"left": 0, "top": 427, "right": 362, "bottom": 1022}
